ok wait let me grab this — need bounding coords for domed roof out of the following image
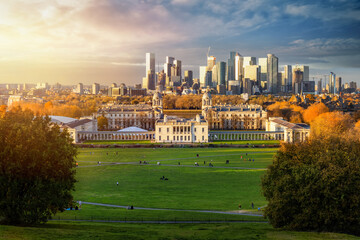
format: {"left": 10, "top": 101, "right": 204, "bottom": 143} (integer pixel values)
{"left": 153, "top": 92, "right": 162, "bottom": 100}
{"left": 202, "top": 92, "right": 212, "bottom": 100}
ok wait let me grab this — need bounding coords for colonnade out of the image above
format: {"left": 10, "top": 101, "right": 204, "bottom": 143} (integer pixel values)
{"left": 209, "top": 131, "right": 284, "bottom": 141}
{"left": 75, "top": 131, "right": 155, "bottom": 143}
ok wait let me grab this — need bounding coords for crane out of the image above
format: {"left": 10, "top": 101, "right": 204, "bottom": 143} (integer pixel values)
{"left": 206, "top": 46, "right": 211, "bottom": 58}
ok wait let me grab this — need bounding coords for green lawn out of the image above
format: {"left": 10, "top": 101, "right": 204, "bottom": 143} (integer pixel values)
{"left": 5, "top": 147, "right": 358, "bottom": 239}
{"left": 2, "top": 222, "right": 359, "bottom": 240}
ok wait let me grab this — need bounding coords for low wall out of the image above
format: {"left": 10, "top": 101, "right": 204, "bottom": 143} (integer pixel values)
{"left": 76, "top": 143, "right": 280, "bottom": 148}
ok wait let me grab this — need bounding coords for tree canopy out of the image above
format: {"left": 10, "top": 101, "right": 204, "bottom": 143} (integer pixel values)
{"left": 0, "top": 108, "right": 77, "bottom": 224}
{"left": 262, "top": 113, "right": 360, "bottom": 235}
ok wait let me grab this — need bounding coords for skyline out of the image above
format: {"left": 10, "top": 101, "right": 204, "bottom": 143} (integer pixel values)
{"left": 0, "top": 0, "right": 359, "bottom": 85}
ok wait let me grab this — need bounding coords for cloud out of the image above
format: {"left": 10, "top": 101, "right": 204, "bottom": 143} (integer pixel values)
{"left": 285, "top": 3, "right": 360, "bottom": 21}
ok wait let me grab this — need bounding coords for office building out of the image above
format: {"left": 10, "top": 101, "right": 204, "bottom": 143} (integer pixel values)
{"left": 292, "top": 68, "right": 303, "bottom": 94}
{"left": 299, "top": 66, "right": 309, "bottom": 82}
{"left": 92, "top": 83, "right": 100, "bottom": 95}
{"left": 226, "top": 52, "right": 236, "bottom": 82}
{"left": 284, "top": 65, "right": 292, "bottom": 92}
{"left": 199, "top": 66, "right": 207, "bottom": 87}
{"left": 217, "top": 62, "right": 226, "bottom": 86}
{"left": 184, "top": 70, "right": 193, "bottom": 87}
{"left": 235, "top": 53, "right": 244, "bottom": 81}
{"left": 335, "top": 77, "right": 342, "bottom": 94}
{"left": 317, "top": 80, "right": 322, "bottom": 94}
{"left": 143, "top": 53, "right": 156, "bottom": 90}
{"left": 329, "top": 72, "right": 336, "bottom": 94}
{"left": 267, "top": 54, "right": 278, "bottom": 93}
{"left": 243, "top": 57, "right": 256, "bottom": 67}
{"left": 259, "top": 58, "right": 267, "bottom": 88}
{"left": 76, "top": 83, "right": 84, "bottom": 95}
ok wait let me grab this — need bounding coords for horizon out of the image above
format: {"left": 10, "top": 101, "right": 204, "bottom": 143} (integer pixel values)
{"left": 0, "top": 0, "right": 359, "bottom": 86}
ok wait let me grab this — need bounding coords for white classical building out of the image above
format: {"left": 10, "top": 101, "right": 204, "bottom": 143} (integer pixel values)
{"left": 266, "top": 117, "right": 310, "bottom": 143}
{"left": 155, "top": 115, "right": 208, "bottom": 143}
{"left": 202, "top": 92, "right": 268, "bottom": 130}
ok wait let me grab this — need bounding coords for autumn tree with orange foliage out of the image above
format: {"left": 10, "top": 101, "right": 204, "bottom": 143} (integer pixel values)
{"left": 267, "top": 101, "right": 304, "bottom": 123}
{"left": 310, "top": 111, "right": 354, "bottom": 140}
{"left": 302, "top": 103, "right": 329, "bottom": 124}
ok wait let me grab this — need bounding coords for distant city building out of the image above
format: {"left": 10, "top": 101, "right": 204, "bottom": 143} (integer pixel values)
{"left": 298, "top": 66, "right": 309, "bottom": 82}
{"left": 217, "top": 62, "right": 226, "bottom": 86}
{"left": 243, "top": 56, "right": 256, "bottom": 67}
{"left": 258, "top": 58, "right": 268, "bottom": 89}
{"left": 335, "top": 77, "right": 342, "bottom": 94}
{"left": 284, "top": 65, "right": 292, "bottom": 92}
{"left": 143, "top": 53, "right": 156, "bottom": 90}
{"left": 292, "top": 68, "right": 303, "bottom": 94}
{"left": 329, "top": 72, "right": 336, "bottom": 94}
{"left": 226, "top": 51, "right": 236, "bottom": 82}
{"left": 244, "top": 65, "right": 261, "bottom": 94}
{"left": 317, "top": 80, "right": 322, "bottom": 94}
{"left": 267, "top": 54, "right": 279, "bottom": 93}
{"left": 92, "top": 83, "right": 100, "bottom": 95}
{"left": 184, "top": 70, "right": 193, "bottom": 87}
{"left": 76, "top": 83, "right": 84, "bottom": 95}
{"left": 36, "top": 82, "right": 48, "bottom": 90}
{"left": 199, "top": 66, "right": 207, "bottom": 87}
{"left": 350, "top": 81, "right": 357, "bottom": 89}
{"left": 235, "top": 53, "right": 244, "bottom": 81}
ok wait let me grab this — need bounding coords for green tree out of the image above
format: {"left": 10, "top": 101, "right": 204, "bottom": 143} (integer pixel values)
{"left": 0, "top": 108, "right": 77, "bottom": 224}
{"left": 262, "top": 136, "right": 360, "bottom": 235}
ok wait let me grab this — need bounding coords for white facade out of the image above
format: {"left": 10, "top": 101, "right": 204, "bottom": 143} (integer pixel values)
{"left": 235, "top": 54, "right": 244, "bottom": 81}
{"left": 155, "top": 115, "right": 208, "bottom": 143}
{"left": 266, "top": 117, "right": 310, "bottom": 143}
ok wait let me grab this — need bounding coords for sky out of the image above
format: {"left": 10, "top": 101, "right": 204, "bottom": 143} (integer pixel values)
{"left": 0, "top": 0, "right": 359, "bottom": 86}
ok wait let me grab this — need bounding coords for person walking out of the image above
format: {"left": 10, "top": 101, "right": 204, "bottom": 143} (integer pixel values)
{"left": 117, "top": 181, "right": 119, "bottom": 186}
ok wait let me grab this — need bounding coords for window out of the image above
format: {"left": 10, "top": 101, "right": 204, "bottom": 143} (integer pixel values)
{"left": 159, "top": 136, "right": 161, "bottom": 141}
{"left": 202, "top": 128, "right": 204, "bottom": 133}
{"left": 167, "top": 136, "right": 169, "bottom": 141}
{"left": 202, "top": 136, "right": 204, "bottom": 141}
{"left": 167, "top": 128, "right": 169, "bottom": 133}
{"left": 194, "top": 136, "right": 197, "bottom": 141}
{"left": 194, "top": 128, "right": 196, "bottom": 132}
{"left": 159, "top": 127, "right": 161, "bottom": 133}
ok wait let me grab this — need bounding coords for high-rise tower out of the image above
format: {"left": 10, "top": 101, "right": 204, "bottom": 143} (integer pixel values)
{"left": 267, "top": 54, "right": 279, "bottom": 93}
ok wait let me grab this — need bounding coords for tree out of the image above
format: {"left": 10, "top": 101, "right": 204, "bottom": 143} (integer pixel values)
{"left": 262, "top": 136, "right": 360, "bottom": 235}
{"left": 310, "top": 111, "right": 354, "bottom": 140}
{"left": 302, "top": 103, "right": 329, "bottom": 124}
{"left": 97, "top": 116, "right": 108, "bottom": 131}
{"left": 0, "top": 108, "right": 77, "bottom": 224}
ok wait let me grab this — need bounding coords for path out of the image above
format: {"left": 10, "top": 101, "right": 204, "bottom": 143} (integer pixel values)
{"left": 50, "top": 219, "right": 268, "bottom": 224}
{"left": 82, "top": 202, "right": 263, "bottom": 217}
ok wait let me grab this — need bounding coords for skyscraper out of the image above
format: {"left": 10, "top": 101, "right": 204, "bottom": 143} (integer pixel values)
{"left": 184, "top": 70, "right": 193, "bottom": 87}
{"left": 77, "top": 83, "right": 84, "bottom": 95}
{"left": 235, "top": 53, "right": 244, "bottom": 81}
{"left": 226, "top": 52, "right": 236, "bottom": 82}
{"left": 267, "top": 54, "right": 278, "bottom": 93}
{"left": 258, "top": 58, "right": 267, "bottom": 89}
{"left": 299, "top": 66, "right": 309, "bottom": 82}
{"left": 207, "top": 56, "right": 216, "bottom": 70}
{"left": 217, "top": 62, "right": 226, "bottom": 86}
{"left": 335, "top": 77, "right": 342, "bottom": 94}
{"left": 199, "top": 66, "right": 207, "bottom": 87}
{"left": 329, "top": 72, "right": 336, "bottom": 94}
{"left": 243, "top": 57, "right": 256, "bottom": 67}
{"left": 284, "top": 65, "right": 292, "bottom": 92}
{"left": 317, "top": 79, "right": 322, "bottom": 94}
{"left": 292, "top": 68, "right": 303, "bottom": 94}
{"left": 92, "top": 83, "right": 100, "bottom": 95}
{"left": 143, "top": 53, "right": 156, "bottom": 90}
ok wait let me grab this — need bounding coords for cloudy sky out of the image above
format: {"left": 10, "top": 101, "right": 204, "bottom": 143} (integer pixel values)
{"left": 0, "top": 0, "right": 359, "bottom": 85}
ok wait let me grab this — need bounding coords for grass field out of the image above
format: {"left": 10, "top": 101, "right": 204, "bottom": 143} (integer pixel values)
{"left": 4, "top": 147, "right": 359, "bottom": 239}
{"left": 2, "top": 222, "right": 359, "bottom": 240}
